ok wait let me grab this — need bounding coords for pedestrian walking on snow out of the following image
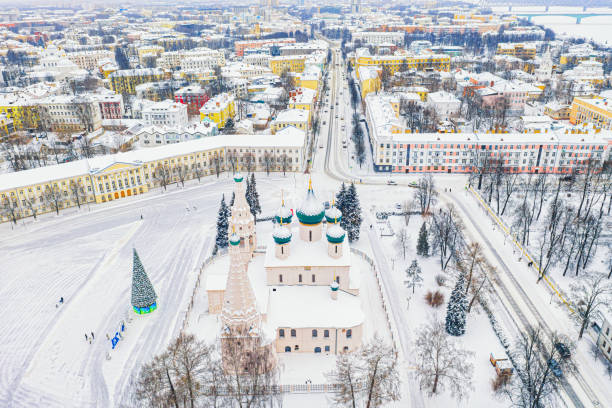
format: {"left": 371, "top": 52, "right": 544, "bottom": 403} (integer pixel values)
{"left": 59, "top": 297, "right": 64, "bottom": 304}
{"left": 91, "top": 332, "right": 94, "bottom": 340}
{"left": 85, "top": 334, "right": 88, "bottom": 342}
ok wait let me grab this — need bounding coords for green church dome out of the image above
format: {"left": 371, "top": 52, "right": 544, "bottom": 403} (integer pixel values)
{"left": 326, "top": 224, "right": 346, "bottom": 244}
{"left": 229, "top": 232, "right": 241, "bottom": 246}
{"left": 233, "top": 173, "right": 244, "bottom": 183}
{"left": 325, "top": 206, "right": 342, "bottom": 224}
{"left": 296, "top": 180, "right": 324, "bottom": 225}
{"left": 273, "top": 225, "right": 292, "bottom": 245}
{"left": 275, "top": 202, "right": 293, "bottom": 225}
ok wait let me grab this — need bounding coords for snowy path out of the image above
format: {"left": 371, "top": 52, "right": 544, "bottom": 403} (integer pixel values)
{"left": 367, "top": 224, "right": 426, "bottom": 408}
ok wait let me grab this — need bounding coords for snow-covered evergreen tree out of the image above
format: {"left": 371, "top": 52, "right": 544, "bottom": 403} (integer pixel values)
{"left": 405, "top": 259, "right": 423, "bottom": 294}
{"left": 215, "top": 195, "right": 229, "bottom": 251}
{"left": 446, "top": 272, "right": 467, "bottom": 336}
{"left": 131, "top": 248, "right": 157, "bottom": 313}
{"left": 245, "top": 173, "right": 261, "bottom": 220}
{"left": 342, "top": 183, "right": 362, "bottom": 242}
{"left": 417, "top": 222, "right": 430, "bottom": 257}
{"left": 335, "top": 182, "right": 347, "bottom": 215}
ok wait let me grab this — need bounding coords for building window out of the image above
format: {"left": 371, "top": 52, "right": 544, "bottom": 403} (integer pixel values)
{"left": 314, "top": 347, "right": 321, "bottom": 353}
{"left": 291, "top": 329, "right": 296, "bottom": 337}
{"left": 346, "top": 329, "right": 352, "bottom": 339}
{"left": 325, "top": 345, "right": 330, "bottom": 352}
{"left": 299, "top": 274, "right": 303, "bottom": 283}
{"left": 285, "top": 346, "right": 291, "bottom": 352}
{"left": 312, "top": 274, "right": 315, "bottom": 283}
{"left": 336, "top": 276, "right": 340, "bottom": 284}
{"left": 324, "top": 330, "right": 329, "bottom": 338}
{"left": 279, "top": 274, "right": 283, "bottom": 283}
{"left": 309, "top": 230, "right": 312, "bottom": 241}
{"left": 343, "top": 346, "right": 349, "bottom": 352}
{"left": 312, "top": 329, "right": 318, "bottom": 337}
{"left": 279, "top": 329, "right": 285, "bottom": 338}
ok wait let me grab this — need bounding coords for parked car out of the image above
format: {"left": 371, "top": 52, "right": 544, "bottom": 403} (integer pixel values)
{"left": 555, "top": 342, "right": 571, "bottom": 359}
{"left": 395, "top": 203, "right": 401, "bottom": 210}
{"left": 324, "top": 201, "right": 330, "bottom": 210}
{"left": 409, "top": 181, "right": 418, "bottom": 187}
{"left": 547, "top": 358, "right": 562, "bottom": 378}
{"left": 387, "top": 180, "right": 397, "bottom": 185}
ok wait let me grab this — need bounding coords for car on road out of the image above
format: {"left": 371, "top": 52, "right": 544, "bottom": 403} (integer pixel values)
{"left": 547, "top": 358, "right": 562, "bottom": 378}
{"left": 408, "top": 181, "right": 418, "bottom": 187}
{"left": 395, "top": 203, "right": 402, "bottom": 210}
{"left": 387, "top": 180, "right": 397, "bottom": 185}
{"left": 555, "top": 342, "right": 571, "bottom": 359}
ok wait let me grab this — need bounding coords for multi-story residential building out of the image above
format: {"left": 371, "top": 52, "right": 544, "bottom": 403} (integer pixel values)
{"left": 476, "top": 82, "right": 530, "bottom": 116}
{"left": 353, "top": 48, "right": 451, "bottom": 76}
{"left": 427, "top": 91, "right": 461, "bottom": 121}
{"left": 137, "top": 45, "right": 164, "bottom": 64}
{"left": 242, "top": 53, "right": 271, "bottom": 67}
{"left": 199, "top": 93, "right": 236, "bottom": 129}
{"left": 135, "top": 80, "right": 186, "bottom": 102}
{"left": 544, "top": 102, "right": 570, "bottom": 120}
{"left": 109, "top": 68, "right": 166, "bottom": 95}
{"left": 235, "top": 38, "right": 296, "bottom": 57}
{"left": 269, "top": 55, "right": 306, "bottom": 75}
{"left": 271, "top": 109, "right": 309, "bottom": 133}
{"left": 0, "top": 113, "right": 15, "bottom": 140}
{"left": 181, "top": 56, "right": 221, "bottom": 72}
{"left": 0, "top": 94, "right": 40, "bottom": 131}
{"left": 0, "top": 132, "right": 306, "bottom": 223}
{"left": 157, "top": 47, "right": 226, "bottom": 70}
{"left": 38, "top": 95, "right": 102, "bottom": 133}
{"left": 570, "top": 95, "right": 612, "bottom": 130}
{"left": 562, "top": 60, "right": 605, "bottom": 86}
{"left": 137, "top": 121, "right": 218, "bottom": 147}
{"left": 365, "top": 93, "right": 610, "bottom": 173}
{"left": 222, "top": 62, "right": 272, "bottom": 80}
{"left": 288, "top": 87, "right": 317, "bottom": 125}
{"left": 66, "top": 50, "right": 114, "bottom": 71}
{"left": 142, "top": 100, "right": 188, "bottom": 128}
{"left": 358, "top": 66, "right": 381, "bottom": 99}
{"left": 278, "top": 40, "right": 328, "bottom": 56}
{"left": 560, "top": 43, "right": 607, "bottom": 66}
{"left": 352, "top": 31, "right": 404, "bottom": 46}
{"left": 92, "top": 94, "right": 123, "bottom": 120}
{"left": 174, "top": 86, "right": 209, "bottom": 117}
{"left": 496, "top": 43, "right": 537, "bottom": 60}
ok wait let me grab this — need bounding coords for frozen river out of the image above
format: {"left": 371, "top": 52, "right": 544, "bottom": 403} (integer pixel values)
{"left": 493, "top": 6, "right": 612, "bottom": 45}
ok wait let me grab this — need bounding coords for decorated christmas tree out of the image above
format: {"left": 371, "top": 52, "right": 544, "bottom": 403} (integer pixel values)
{"left": 416, "top": 222, "right": 429, "bottom": 257}
{"left": 131, "top": 249, "right": 157, "bottom": 314}
{"left": 446, "top": 272, "right": 467, "bottom": 336}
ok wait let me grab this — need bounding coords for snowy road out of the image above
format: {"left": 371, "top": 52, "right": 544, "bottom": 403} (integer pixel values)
{"left": 0, "top": 175, "right": 289, "bottom": 407}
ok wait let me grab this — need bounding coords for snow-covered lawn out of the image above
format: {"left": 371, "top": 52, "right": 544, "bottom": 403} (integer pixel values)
{"left": 370, "top": 209, "right": 509, "bottom": 407}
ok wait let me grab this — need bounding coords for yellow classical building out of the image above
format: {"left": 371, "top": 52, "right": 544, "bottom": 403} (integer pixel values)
{"left": 0, "top": 133, "right": 305, "bottom": 223}
{"left": 109, "top": 68, "right": 166, "bottom": 95}
{"left": 496, "top": 43, "right": 537, "bottom": 60}
{"left": 358, "top": 66, "right": 381, "bottom": 99}
{"left": 199, "top": 93, "right": 236, "bottom": 129}
{"left": 270, "top": 55, "right": 306, "bottom": 75}
{"left": 354, "top": 48, "right": 450, "bottom": 78}
{"left": 0, "top": 94, "right": 41, "bottom": 131}
{"left": 569, "top": 95, "right": 612, "bottom": 130}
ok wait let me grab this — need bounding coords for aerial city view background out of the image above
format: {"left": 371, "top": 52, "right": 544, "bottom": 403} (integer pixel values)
{"left": 0, "top": 0, "right": 611, "bottom": 407}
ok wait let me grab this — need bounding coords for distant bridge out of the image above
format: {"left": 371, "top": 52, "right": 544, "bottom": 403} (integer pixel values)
{"left": 503, "top": 6, "right": 612, "bottom": 24}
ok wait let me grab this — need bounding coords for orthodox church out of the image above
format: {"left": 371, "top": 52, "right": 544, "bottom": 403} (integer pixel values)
{"left": 208, "top": 174, "right": 364, "bottom": 358}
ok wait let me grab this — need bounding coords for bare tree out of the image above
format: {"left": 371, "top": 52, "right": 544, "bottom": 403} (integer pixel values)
{"left": 429, "top": 205, "right": 465, "bottom": 270}
{"left": 1, "top": 197, "right": 20, "bottom": 224}
{"left": 394, "top": 226, "right": 409, "bottom": 260}
{"left": 279, "top": 154, "right": 290, "bottom": 176}
{"left": 506, "top": 326, "right": 576, "bottom": 408}
{"left": 154, "top": 164, "right": 171, "bottom": 191}
{"left": 569, "top": 272, "right": 612, "bottom": 339}
{"left": 192, "top": 163, "right": 203, "bottom": 182}
{"left": 327, "top": 335, "right": 400, "bottom": 408}
{"left": 263, "top": 152, "right": 274, "bottom": 176}
{"left": 243, "top": 152, "right": 255, "bottom": 174}
{"left": 212, "top": 156, "right": 221, "bottom": 178}
{"left": 414, "top": 317, "right": 474, "bottom": 398}
{"left": 69, "top": 180, "right": 87, "bottom": 209}
{"left": 44, "top": 184, "right": 64, "bottom": 215}
{"left": 401, "top": 199, "right": 415, "bottom": 226}
{"left": 415, "top": 174, "right": 436, "bottom": 215}
{"left": 175, "top": 164, "right": 188, "bottom": 187}
{"left": 404, "top": 259, "right": 423, "bottom": 294}
{"left": 226, "top": 151, "right": 238, "bottom": 174}
{"left": 24, "top": 196, "right": 39, "bottom": 220}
